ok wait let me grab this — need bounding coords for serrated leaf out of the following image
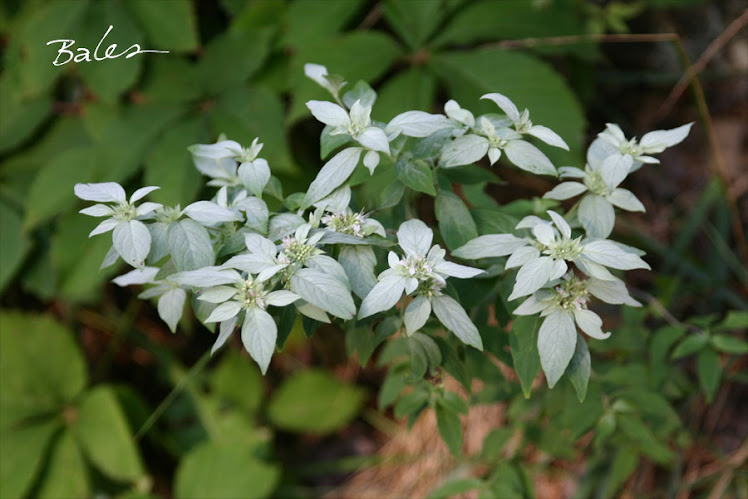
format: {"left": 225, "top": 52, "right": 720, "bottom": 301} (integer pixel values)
{"left": 434, "top": 191, "right": 478, "bottom": 250}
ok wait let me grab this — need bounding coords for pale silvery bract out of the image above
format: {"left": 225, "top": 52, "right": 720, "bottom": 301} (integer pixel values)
{"left": 75, "top": 182, "right": 162, "bottom": 268}
{"left": 481, "top": 93, "right": 569, "bottom": 150}
{"left": 513, "top": 273, "right": 640, "bottom": 387}
{"left": 438, "top": 96, "right": 561, "bottom": 176}
{"left": 188, "top": 137, "right": 269, "bottom": 192}
{"left": 591, "top": 122, "right": 693, "bottom": 172}
{"left": 304, "top": 63, "right": 346, "bottom": 99}
{"left": 358, "top": 219, "right": 485, "bottom": 350}
{"left": 454, "top": 210, "right": 650, "bottom": 301}
{"left": 112, "top": 266, "right": 187, "bottom": 334}
{"left": 306, "top": 99, "right": 390, "bottom": 160}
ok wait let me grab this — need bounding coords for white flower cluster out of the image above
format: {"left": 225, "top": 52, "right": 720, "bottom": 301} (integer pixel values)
{"left": 454, "top": 121, "right": 691, "bottom": 387}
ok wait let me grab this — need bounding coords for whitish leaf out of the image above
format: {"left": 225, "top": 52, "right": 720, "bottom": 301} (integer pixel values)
{"left": 357, "top": 127, "right": 390, "bottom": 154}
{"left": 90, "top": 218, "right": 120, "bottom": 237}
{"left": 242, "top": 308, "right": 277, "bottom": 374}
{"left": 586, "top": 278, "right": 641, "bottom": 306}
{"left": 79, "top": 204, "right": 114, "bottom": 217}
{"left": 505, "top": 245, "right": 540, "bottom": 269}
{"left": 304, "top": 147, "right": 362, "bottom": 205}
{"left": 358, "top": 275, "right": 407, "bottom": 319}
{"left": 386, "top": 111, "right": 452, "bottom": 137}
{"left": 432, "top": 261, "right": 484, "bottom": 278}
{"left": 113, "top": 220, "right": 151, "bottom": 268}
{"left": 508, "top": 256, "right": 554, "bottom": 300}
{"left": 453, "top": 234, "right": 526, "bottom": 259}
{"left": 170, "top": 267, "right": 240, "bottom": 287}
{"left": 205, "top": 301, "right": 242, "bottom": 323}
{"left": 167, "top": 219, "right": 215, "bottom": 271}
{"left": 265, "top": 290, "right": 301, "bottom": 307}
{"left": 578, "top": 194, "right": 615, "bottom": 238}
{"left": 404, "top": 295, "right": 431, "bottom": 335}
{"left": 239, "top": 159, "right": 271, "bottom": 197}
{"left": 440, "top": 134, "right": 488, "bottom": 167}
{"left": 158, "top": 288, "right": 186, "bottom": 332}
{"left": 573, "top": 309, "right": 610, "bottom": 340}
{"left": 182, "top": 201, "right": 242, "bottom": 225}
{"left": 211, "top": 316, "right": 238, "bottom": 355}
{"left": 306, "top": 100, "right": 350, "bottom": 127}
{"left": 599, "top": 153, "right": 633, "bottom": 190}
{"left": 537, "top": 310, "right": 576, "bottom": 388}
{"left": 338, "top": 245, "right": 377, "bottom": 299}
{"left": 74, "top": 182, "right": 126, "bottom": 203}
{"left": 112, "top": 267, "right": 159, "bottom": 287}
{"left": 582, "top": 240, "right": 650, "bottom": 270}
{"left": 291, "top": 269, "right": 356, "bottom": 319}
{"left": 608, "top": 188, "right": 645, "bottom": 212}
{"left": 397, "top": 219, "right": 433, "bottom": 257}
{"left": 503, "top": 140, "right": 556, "bottom": 176}
{"left": 481, "top": 93, "right": 520, "bottom": 122}
{"left": 640, "top": 123, "right": 693, "bottom": 152}
{"left": 543, "top": 181, "right": 587, "bottom": 200}
{"left": 431, "top": 294, "right": 483, "bottom": 350}
{"left": 130, "top": 186, "right": 160, "bottom": 203}
{"left": 527, "top": 125, "right": 569, "bottom": 150}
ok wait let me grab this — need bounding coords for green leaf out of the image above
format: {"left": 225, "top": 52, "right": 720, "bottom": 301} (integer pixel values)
{"left": 604, "top": 448, "right": 640, "bottom": 498}
{"left": 125, "top": 0, "right": 198, "bottom": 52}
{"left": 197, "top": 28, "right": 273, "bottom": 95}
{"left": 396, "top": 156, "right": 436, "bottom": 196}
{"left": 0, "top": 311, "right": 87, "bottom": 428}
{"left": 283, "top": 0, "right": 365, "bottom": 49}
{"left": 383, "top": 0, "right": 445, "bottom": 49}
{"left": 714, "top": 310, "right": 748, "bottom": 331}
{"left": 267, "top": 370, "right": 365, "bottom": 434}
{"left": 565, "top": 333, "right": 591, "bottom": 402}
{"left": 0, "top": 419, "right": 60, "bottom": 499}
{"left": 671, "top": 334, "right": 708, "bottom": 359}
{"left": 435, "top": 402, "right": 463, "bottom": 457}
{"left": 50, "top": 213, "right": 119, "bottom": 302}
{"left": 616, "top": 414, "right": 674, "bottom": 464}
{"left": 74, "top": 386, "right": 144, "bottom": 482}
{"left": 0, "top": 200, "right": 31, "bottom": 293}
{"left": 649, "top": 325, "right": 685, "bottom": 386}
{"left": 374, "top": 67, "right": 438, "bottom": 122}
{"left": 346, "top": 325, "right": 376, "bottom": 367}
{"left": 211, "top": 351, "right": 263, "bottom": 414}
{"left": 0, "top": 76, "right": 51, "bottom": 153}
{"left": 710, "top": 334, "right": 748, "bottom": 355}
{"left": 37, "top": 429, "right": 89, "bottom": 499}
{"left": 696, "top": 348, "right": 721, "bottom": 403}
{"left": 209, "top": 87, "right": 295, "bottom": 174}
{"left": 434, "top": 191, "right": 478, "bottom": 250}
{"left": 379, "top": 180, "right": 406, "bottom": 209}
{"left": 8, "top": 0, "right": 88, "bottom": 97}
{"left": 25, "top": 147, "right": 97, "bottom": 228}
{"left": 77, "top": 0, "right": 144, "bottom": 102}
{"left": 143, "top": 117, "right": 204, "bottom": 206}
{"left": 289, "top": 31, "right": 403, "bottom": 123}
{"left": 431, "top": 48, "right": 585, "bottom": 164}
{"left": 174, "top": 442, "right": 279, "bottom": 499}
{"left": 509, "top": 315, "right": 541, "bottom": 398}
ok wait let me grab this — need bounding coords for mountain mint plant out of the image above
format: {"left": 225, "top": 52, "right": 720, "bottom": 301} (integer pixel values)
{"left": 74, "top": 63, "right": 692, "bottom": 417}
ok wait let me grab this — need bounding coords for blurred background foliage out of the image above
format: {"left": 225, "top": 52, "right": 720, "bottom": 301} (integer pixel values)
{"left": 1, "top": 0, "right": 746, "bottom": 498}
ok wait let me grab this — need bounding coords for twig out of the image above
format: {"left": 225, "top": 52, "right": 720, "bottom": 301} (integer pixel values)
{"left": 658, "top": 8, "right": 748, "bottom": 117}
{"left": 630, "top": 288, "right": 701, "bottom": 334}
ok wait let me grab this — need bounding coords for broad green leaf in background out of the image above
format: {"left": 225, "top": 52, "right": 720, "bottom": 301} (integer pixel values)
{"left": 395, "top": 156, "right": 436, "bottom": 196}
{"left": 144, "top": 117, "right": 205, "bottom": 206}
{"left": 0, "top": 77, "right": 51, "bottom": 153}
{"left": 25, "top": 147, "right": 97, "bottom": 229}
{"left": 74, "top": 386, "right": 144, "bottom": 482}
{"left": 37, "top": 430, "right": 89, "bottom": 499}
{"left": 288, "top": 31, "right": 403, "bottom": 123}
{"left": 383, "top": 0, "right": 445, "bottom": 49}
{"left": 211, "top": 351, "right": 264, "bottom": 414}
{"left": 696, "top": 348, "right": 721, "bottom": 403}
{"left": 671, "top": 333, "right": 708, "bottom": 359}
{"left": 174, "top": 442, "right": 280, "bottom": 499}
{"left": 76, "top": 0, "right": 144, "bottom": 103}
{"left": 428, "top": 477, "right": 484, "bottom": 499}
{"left": 267, "top": 369, "right": 365, "bottom": 434}
{"left": 7, "top": 0, "right": 88, "bottom": 97}
{"left": 509, "top": 314, "right": 541, "bottom": 398}
{"left": 0, "top": 200, "right": 30, "bottom": 293}
{"left": 125, "top": 0, "right": 199, "bottom": 52}
{"left": 431, "top": 48, "right": 586, "bottom": 164}
{"left": 50, "top": 214, "right": 119, "bottom": 303}
{"left": 374, "top": 67, "right": 438, "bottom": 122}
{"left": 0, "top": 420, "right": 60, "bottom": 499}
{"left": 434, "top": 191, "right": 478, "bottom": 250}
{"left": 435, "top": 401, "right": 463, "bottom": 458}
{"left": 197, "top": 28, "right": 273, "bottom": 95}
{"left": 710, "top": 334, "right": 748, "bottom": 354}
{"left": 283, "top": 0, "right": 365, "bottom": 49}
{"left": 0, "top": 311, "right": 87, "bottom": 427}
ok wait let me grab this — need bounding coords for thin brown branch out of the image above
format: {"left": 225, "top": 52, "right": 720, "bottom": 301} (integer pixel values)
{"left": 658, "top": 8, "right": 748, "bottom": 117}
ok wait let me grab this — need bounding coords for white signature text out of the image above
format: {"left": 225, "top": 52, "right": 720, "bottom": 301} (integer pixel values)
{"left": 47, "top": 25, "right": 169, "bottom": 66}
